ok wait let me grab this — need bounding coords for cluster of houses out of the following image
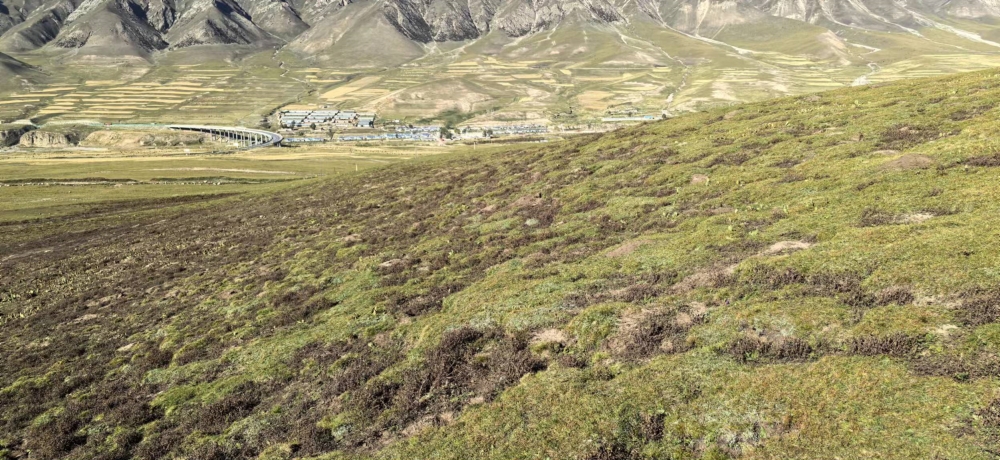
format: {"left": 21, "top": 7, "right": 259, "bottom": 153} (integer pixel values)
{"left": 600, "top": 115, "right": 659, "bottom": 122}
{"left": 338, "top": 132, "right": 438, "bottom": 142}
{"left": 482, "top": 124, "right": 549, "bottom": 135}
{"left": 283, "top": 137, "right": 327, "bottom": 143}
{"left": 279, "top": 109, "right": 376, "bottom": 129}
{"left": 394, "top": 125, "right": 441, "bottom": 134}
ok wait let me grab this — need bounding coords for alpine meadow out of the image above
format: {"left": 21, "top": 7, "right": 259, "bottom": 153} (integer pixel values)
{"left": 5, "top": 1, "right": 1000, "bottom": 459}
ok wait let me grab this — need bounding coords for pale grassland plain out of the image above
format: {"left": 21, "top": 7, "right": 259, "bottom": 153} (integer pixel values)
{"left": 0, "top": 142, "right": 465, "bottom": 222}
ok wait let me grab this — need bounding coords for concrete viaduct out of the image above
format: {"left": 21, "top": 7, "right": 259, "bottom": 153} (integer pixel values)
{"left": 166, "top": 125, "right": 283, "bottom": 150}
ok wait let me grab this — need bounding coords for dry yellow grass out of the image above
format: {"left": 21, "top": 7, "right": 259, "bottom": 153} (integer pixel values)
{"left": 89, "top": 105, "right": 148, "bottom": 110}
{"left": 30, "top": 87, "right": 78, "bottom": 93}
{"left": 320, "top": 76, "right": 381, "bottom": 101}
{"left": 577, "top": 90, "right": 613, "bottom": 110}
{"left": 575, "top": 76, "right": 622, "bottom": 82}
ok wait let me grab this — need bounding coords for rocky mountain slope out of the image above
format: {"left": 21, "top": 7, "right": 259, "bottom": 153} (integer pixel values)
{"left": 1, "top": 0, "right": 1000, "bottom": 63}
{"left": 4, "top": 68, "right": 1000, "bottom": 459}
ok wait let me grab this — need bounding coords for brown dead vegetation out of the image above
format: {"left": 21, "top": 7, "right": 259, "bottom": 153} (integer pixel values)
{"left": 609, "top": 307, "right": 704, "bottom": 361}
{"left": 876, "top": 125, "right": 943, "bottom": 151}
{"left": 847, "top": 334, "right": 925, "bottom": 358}
{"left": 966, "top": 153, "right": 1000, "bottom": 167}
{"left": 563, "top": 272, "right": 678, "bottom": 309}
{"left": 955, "top": 289, "right": 1000, "bottom": 326}
{"left": 342, "top": 326, "right": 545, "bottom": 446}
{"left": 726, "top": 334, "right": 815, "bottom": 363}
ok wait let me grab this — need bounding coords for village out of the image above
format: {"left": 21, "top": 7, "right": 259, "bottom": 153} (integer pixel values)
{"left": 276, "top": 107, "right": 553, "bottom": 144}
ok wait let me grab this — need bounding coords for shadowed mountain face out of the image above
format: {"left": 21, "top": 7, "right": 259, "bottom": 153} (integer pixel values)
{"left": 0, "top": 50, "right": 36, "bottom": 75}
{"left": 1, "top": 0, "right": 1000, "bottom": 62}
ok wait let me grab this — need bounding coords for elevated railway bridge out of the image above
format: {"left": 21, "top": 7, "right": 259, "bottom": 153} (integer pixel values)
{"left": 166, "top": 125, "right": 282, "bottom": 150}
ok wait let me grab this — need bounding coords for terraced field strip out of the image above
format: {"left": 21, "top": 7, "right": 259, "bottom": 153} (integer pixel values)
{"left": 0, "top": 99, "right": 38, "bottom": 105}
{"left": 869, "top": 54, "right": 1000, "bottom": 83}
{"left": 321, "top": 76, "right": 382, "bottom": 101}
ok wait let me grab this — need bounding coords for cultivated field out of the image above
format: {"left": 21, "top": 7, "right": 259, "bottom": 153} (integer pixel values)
{"left": 0, "top": 63, "right": 310, "bottom": 126}
{"left": 3, "top": 25, "right": 1000, "bottom": 129}
{"left": 0, "top": 141, "right": 462, "bottom": 222}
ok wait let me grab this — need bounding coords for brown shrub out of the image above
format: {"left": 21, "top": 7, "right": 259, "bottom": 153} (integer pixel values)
{"left": 876, "top": 125, "right": 941, "bottom": 151}
{"left": 611, "top": 309, "right": 699, "bottom": 361}
{"left": 875, "top": 286, "right": 914, "bottom": 306}
{"left": 858, "top": 207, "right": 899, "bottom": 227}
{"left": 563, "top": 273, "right": 676, "bottom": 309}
{"left": 343, "top": 327, "right": 545, "bottom": 444}
{"left": 586, "top": 407, "right": 669, "bottom": 460}
{"left": 772, "top": 157, "right": 802, "bottom": 168}
{"left": 556, "top": 353, "right": 588, "bottom": 369}
{"left": 780, "top": 173, "right": 806, "bottom": 183}
{"left": 384, "top": 283, "right": 462, "bottom": 317}
{"left": 612, "top": 283, "right": 663, "bottom": 304}
{"left": 967, "top": 154, "right": 1000, "bottom": 167}
{"left": 172, "top": 335, "right": 222, "bottom": 366}
{"left": 97, "top": 384, "right": 162, "bottom": 427}
{"left": 806, "top": 271, "right": 876, "bottom": 314}
{"left": 593, "top": 214, "right": 628, "bottom": 233}
{"left": 193, "top": 381, "right": 263, "bottom": 434}
{"left": 738, "top": 264, "right": 805, "bottom": 291}
{"left": 23, "top": 412, "right": 86, "bottom": 460}
{"left": 136, "top": 346, "right": 174, "bottom": 370}
{"left": 133, "top": 428, "right": 185, "bottom": 460}
{"left": 727, "top": 335, "right": 814, "bottom": 363}
{"left": 912, "top": 353, "right": 1000, "bottom": 381}
{"left": 291, "top": 337, "right": 402, "bottom": 398}
{"left": 976, "top": 398, "right": 1000, "bottom": 454}
{"left": 189, "top": 440, "right": 238, "bottom": 460}
{"left": 956, "top": 104, "right": 994, "bottom": 121}
{"left": 708, "top": 151, "right": 751, "bottom": 167}
{"left": 956, "top": 290, "right": 1000, "bottom": 327}
{"left": 847, "top": 334, "right": 924, "bottom": 358}
{"left": 855, "top": 179, "right": 878, "bottom": 191}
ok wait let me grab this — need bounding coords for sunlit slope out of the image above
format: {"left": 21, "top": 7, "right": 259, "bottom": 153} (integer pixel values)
{"left": 6, "top": 70, "right": 1000, "bottom": 459}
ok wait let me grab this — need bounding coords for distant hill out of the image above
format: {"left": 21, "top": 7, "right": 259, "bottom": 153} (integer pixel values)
{"left": 5, "top": 69, "right": 1000, "bottom": 459}
{"left": 4, "top": 0, "right": 1000, "bottom": 122}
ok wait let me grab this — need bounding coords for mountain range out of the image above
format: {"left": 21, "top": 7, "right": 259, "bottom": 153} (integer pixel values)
{"left": 2, "top": 0, "right": 1000, "bottom": 65}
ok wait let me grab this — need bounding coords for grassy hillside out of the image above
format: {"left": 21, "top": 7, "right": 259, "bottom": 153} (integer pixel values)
{"left": 5, "top": 69, "right": 1000, "bottom": 459}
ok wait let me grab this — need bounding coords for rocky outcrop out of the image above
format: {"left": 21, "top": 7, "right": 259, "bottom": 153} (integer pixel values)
{"left": 19, "top": 130, "right": 78, "bottom": 148}
{"left": 82, "top": 130, "right": 206, "bottom": 147}
{"left": 0, "top": 126, "right": 32, "bottom": 147}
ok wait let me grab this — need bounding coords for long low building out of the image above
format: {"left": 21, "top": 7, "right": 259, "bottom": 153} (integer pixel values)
{"left": 279, "top": 109, "right": 376, "bottom": 129}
